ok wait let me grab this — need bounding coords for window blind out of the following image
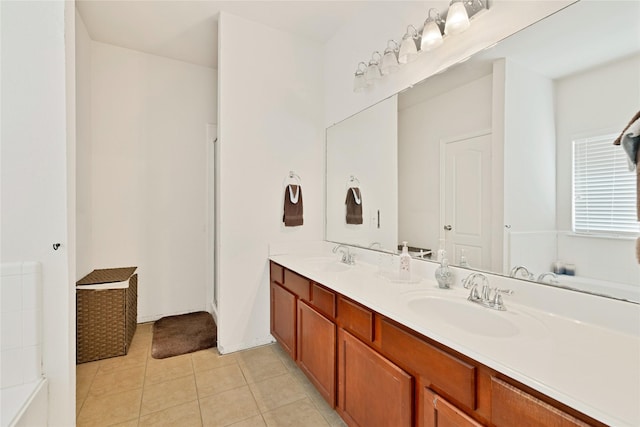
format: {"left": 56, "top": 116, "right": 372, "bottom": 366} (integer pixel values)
{"left": 573, "top": 134, "right": 639, "bottom": 235}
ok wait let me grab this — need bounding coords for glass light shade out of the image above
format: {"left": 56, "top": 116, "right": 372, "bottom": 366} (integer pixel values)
{"left": 445, "top": 1, "right": 470, "bottom": 35}
{"left": 421, "top": 19, "right": 444, "bottom": 51}
{"left": 353, "top": 73, "right": 367, "bottom": 92}
{"left": 380, "top": 50, "right": 399, "bottom": 75}
{"left": 365, "top": 61, "right": 382, "bottom": 81}
{"left": 398, "top": 36, "right": 418, "bottom": 64}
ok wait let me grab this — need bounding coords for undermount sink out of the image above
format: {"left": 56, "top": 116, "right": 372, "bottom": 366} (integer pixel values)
{"left": 407, "top": 296, "right": 521, "bottom": 338}
{"left": 306, "top": 256, "right": 351, "bottom": 273}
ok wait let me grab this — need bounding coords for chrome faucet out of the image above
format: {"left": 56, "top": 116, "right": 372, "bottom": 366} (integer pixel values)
{"left": 537, "top": 272, "right": 558, "bottom": 284}
{"left": 462, "top": 272, "right": 513, "bottom": 311}
{"left": 509, "top": 265, "right": 534, "bottom": 280}
{"left": 332, "top": 244, "right": 355, "bottom": 265}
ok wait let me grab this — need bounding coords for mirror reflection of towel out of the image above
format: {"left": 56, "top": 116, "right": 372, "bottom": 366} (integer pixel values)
{"left": 345, "top": 187, "right": 363, "bottom": 224}
{"left": 283, "top": 185, "right": 303, "bottom": 227}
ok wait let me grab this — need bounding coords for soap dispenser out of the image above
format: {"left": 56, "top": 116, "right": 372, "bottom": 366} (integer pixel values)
{"left": 435, "top": 251, "right": 453, "bottom": 289}
{"left": 399, "top": 241, "right": 411, "bottom": 281}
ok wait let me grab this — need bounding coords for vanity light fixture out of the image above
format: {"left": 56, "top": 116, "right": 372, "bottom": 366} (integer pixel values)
{"left": 398, "top": 25, "right": 420, "bottom": 64}
{"left": 364, "top": 51, "right": 383, "bottom": 82}
{"left": 353, "top": 62, "right": 368, "bottom": 92}
{"left": 421, "top": 9, "right": 445, "bottom": 51}
{"left": 444, "top": 0, "right": 471, "bottom": 35}
{"left": 380, "top": 40, "right": 400, "bottom": 75}
{"left": 351, "top": 0, "right": 488, "bottom": 92}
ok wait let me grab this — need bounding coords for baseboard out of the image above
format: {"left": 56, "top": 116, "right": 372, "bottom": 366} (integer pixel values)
{"left": 207, "top": 301, "right": 218, "bottom": 324}
{"left": 217, "top": 335, "right": 275, "bottom": 355}
{"left": 138, "top": 307, "right": 208, "bottom": 324}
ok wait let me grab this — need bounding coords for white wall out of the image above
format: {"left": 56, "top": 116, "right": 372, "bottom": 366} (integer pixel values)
{"left": 398, "top": 73, "right": 492, "bottom": 253}
{"left": 326, "top": 96, "right": 398, "bottom": 250}
{"left": 217, "top": 12, "right": 325, "bottom": 353}
{"left": 554, "top": 54, "right": 640, "bottom": 284}
{"left": 323, "top": 1, "right": 573, "bottom": 127}
{"left": 86, "top": 41, "right": 217, "bottom": 321}
{"left": 503, "top": 59, "right": 556, "bottom": 232}
{"left": 76, "top": 10, "right": 93, "bottom": 278}
{"left": 1, "top": 1, "right": 75, "bottom": 425}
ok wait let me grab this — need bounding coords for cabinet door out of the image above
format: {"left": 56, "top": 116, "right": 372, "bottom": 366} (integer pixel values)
{"left": 338, "top": 329, "right": 412, "bottom": 427}
{"left": 297, "top": 301, "right": 336, "bottom": 407}
{"left": 423, "top": 388, "right": 482, "bottom": 427}
{"left": 491, "top": 377, "right": 590, "bottom": 427}
{"left": 271, "top": 282, "right": 296, "bottom": 359}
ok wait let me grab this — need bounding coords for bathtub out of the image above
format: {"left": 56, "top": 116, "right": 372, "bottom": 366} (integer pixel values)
{"left": 1, "top": 378, "right": 48, "bottom": 427}
{"left": 1, "top": 262, "right": 48, "bottom": 427}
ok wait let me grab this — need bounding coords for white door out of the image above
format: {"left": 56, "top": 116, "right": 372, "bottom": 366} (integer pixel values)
{"left": 206, "top": 124, "right": 217, "bottom": 315}
{"left": 441, "top": 132, "right": 492, "bottom": 270}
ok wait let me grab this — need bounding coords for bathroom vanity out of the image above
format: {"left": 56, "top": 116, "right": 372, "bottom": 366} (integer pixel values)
{"left": 268, "top": 251, "right": 639, "bottom": 427}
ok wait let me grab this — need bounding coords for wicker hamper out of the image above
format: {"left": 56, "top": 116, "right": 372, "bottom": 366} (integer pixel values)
{"left": 76, "top": 267, "right": 138, "bottom": 364}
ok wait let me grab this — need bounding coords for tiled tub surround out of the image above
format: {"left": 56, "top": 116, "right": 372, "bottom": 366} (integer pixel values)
{"left": 268, "top": 242, "right": 640, "bottom": 427}
{"left": 1, "top": 262, "right": 46, "bottom": 427}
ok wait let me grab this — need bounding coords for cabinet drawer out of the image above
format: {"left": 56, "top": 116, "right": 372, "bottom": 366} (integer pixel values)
{"left": 491, "top": 377, "right": 590, "bottom": 427}
{"left": 270, "top": 262, "right": 284, "bottom": 285}
{"left": 380, "top": 318, "right": 476, "bottom": 411}
{"left": 337, "top": 296, "right": 374, "bottom": 342}
{"left": 311, "top": 283, "right": 336, "bottom": 319}
{"left": 283, "top": 269, "right": 310, "bottom": 301}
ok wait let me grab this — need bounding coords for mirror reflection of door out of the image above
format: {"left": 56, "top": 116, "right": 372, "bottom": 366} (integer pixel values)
{"left": 441, "top": 132, "right": 492, "bottom": 270}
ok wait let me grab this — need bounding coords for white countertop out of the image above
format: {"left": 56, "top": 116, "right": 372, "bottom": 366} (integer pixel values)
{"left": 269, "top": 250, "right": 640, "bottom": 427}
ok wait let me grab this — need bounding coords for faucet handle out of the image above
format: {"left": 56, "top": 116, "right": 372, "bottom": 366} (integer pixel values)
{"left": 492, "top": 288, "right": 513, "bottom": 310}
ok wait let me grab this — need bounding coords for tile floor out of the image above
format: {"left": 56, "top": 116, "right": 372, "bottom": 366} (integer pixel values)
{"left": 76, "top": 323, "right": 347, "bottom": 427}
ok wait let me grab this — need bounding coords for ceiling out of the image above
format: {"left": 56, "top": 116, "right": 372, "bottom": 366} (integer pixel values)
{"left": 76, "top": 1, "right": 376, "bottom": 69}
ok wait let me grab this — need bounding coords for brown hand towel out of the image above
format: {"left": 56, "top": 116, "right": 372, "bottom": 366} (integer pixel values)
{"left": 283, "top": 184, "right": 303, "bottom": 227}
{"left": 345, "top": 187, "right": 363, "bottom": 225}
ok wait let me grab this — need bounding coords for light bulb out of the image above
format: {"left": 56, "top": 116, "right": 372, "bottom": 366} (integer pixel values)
{"left": 445, "top": 1, "right": 470, "bottom": 35}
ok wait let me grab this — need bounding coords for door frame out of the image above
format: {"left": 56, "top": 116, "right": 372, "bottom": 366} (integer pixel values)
{"left": 206, "top": 124, "right": 218, "bottom": 321}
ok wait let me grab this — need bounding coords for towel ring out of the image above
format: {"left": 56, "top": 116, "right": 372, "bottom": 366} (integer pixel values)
{"left": 346, "top": 174, "right": 360, "bottom": 189}
{"left": 283, "top": 170, "right": 302, "bottom": 188}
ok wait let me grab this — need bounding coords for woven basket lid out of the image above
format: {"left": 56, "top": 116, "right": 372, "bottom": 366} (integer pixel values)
{"left": 77, "top": 267, "right": 137, "bottom": 286}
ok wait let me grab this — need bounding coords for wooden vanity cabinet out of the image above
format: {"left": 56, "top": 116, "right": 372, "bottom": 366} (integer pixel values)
{"left": 337, "top": 328, "right": 413, "bottom": 427}
{"left": 270, "top": 262, "right": 605, "bottom": 427}
{"left": 270, "top": 263, "right": 337, "bottom": 406}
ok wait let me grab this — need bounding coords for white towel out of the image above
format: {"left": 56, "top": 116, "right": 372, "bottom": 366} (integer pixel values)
{"left": 288, "top": 184, "right": 300, "bottom": 204}
{"left": 351, "top": 187, "right": 361, "bottom": 205}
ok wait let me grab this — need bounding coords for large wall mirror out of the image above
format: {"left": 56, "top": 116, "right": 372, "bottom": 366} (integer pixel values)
{"left": 326, "top": 0, "right": 640, "bottom": 303}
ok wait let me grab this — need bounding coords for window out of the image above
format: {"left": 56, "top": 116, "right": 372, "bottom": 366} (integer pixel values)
{"left": 573, "top": 134, "right": 639, "bottom": 236}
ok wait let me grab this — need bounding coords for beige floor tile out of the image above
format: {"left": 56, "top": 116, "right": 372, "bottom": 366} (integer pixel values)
{"left": 200, "top": 385, "right": 260, "bottom": 427}
{"left": 77, "top": 372, "right": 95, "bottom": 402}
{"left": 89, "top": 364, "right": 146, "bottom": 397}
{"left": 110, "top": 419, "right": 139, "bottom": 427}
{"left": 99, "top": 350, "right": 148, "bottom": 373}
{"left": 77, "top": 360, "right": 101, "bottom": 379}
{"left": 228, "top": 415, "right": 267, "bottom": 427}
{"left": 140, "top": 375, "right": 198, "bottom": 415}
{"left": 191, "top": 348, "right": 238, "bottom": 373}
{"left": 195, "top": 363, "right": 246, "bottom": 398}
{"left": 145, "top": 354, "right": 193, "bottom": 385}
{"left": 249, "top": 373, "right": 307, "bottom": 412}
{"left": 76, "top": 388, "right": 142, "bottom": 427}
{"left": 139, "top": 399, "right": 202, "bottom": 426}
{"left": 238, "top": 349, "right": 288, "bottom": 385}
{"left": 238, "top": 345, "right": 279, "bottom": 366}
{"left": 137, "top": 322, "right": 154, "bottom": 334}
{"left": 262, "top": 398, "right": 330, "bottom": 427}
